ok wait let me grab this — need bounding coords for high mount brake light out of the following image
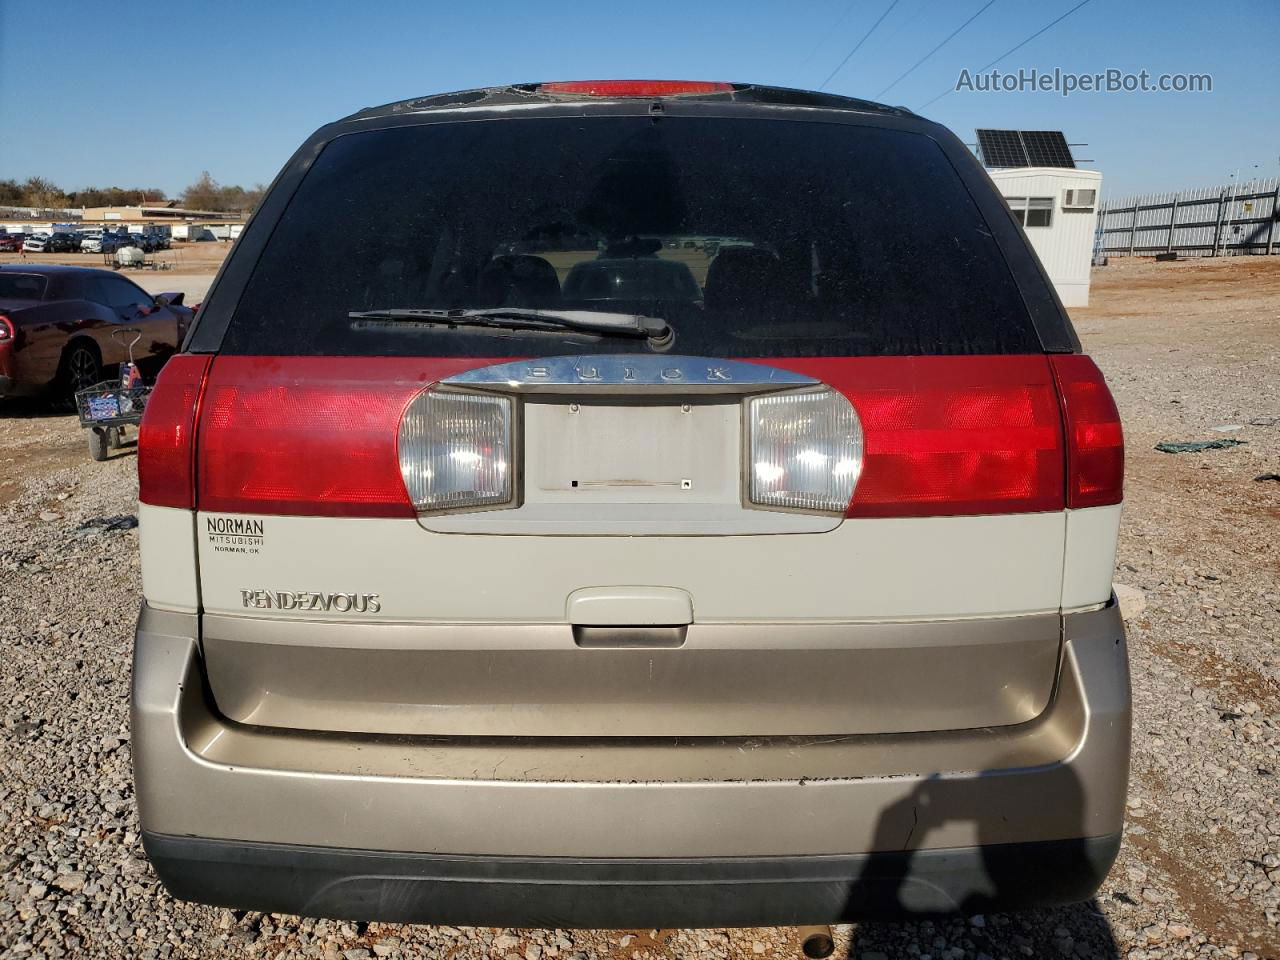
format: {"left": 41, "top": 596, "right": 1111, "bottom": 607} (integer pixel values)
{"left": 538, "top": 80, "right": 734, "bottom": 98}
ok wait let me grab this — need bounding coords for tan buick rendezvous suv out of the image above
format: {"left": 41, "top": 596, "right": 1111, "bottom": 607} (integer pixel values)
{"left": 132, "top": 81, "right": 1129, "bottom": 927}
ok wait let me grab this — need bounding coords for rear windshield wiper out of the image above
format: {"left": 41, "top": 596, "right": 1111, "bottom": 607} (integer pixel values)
{"left": 348, "top": 307, "right": 671, "bottom": 342}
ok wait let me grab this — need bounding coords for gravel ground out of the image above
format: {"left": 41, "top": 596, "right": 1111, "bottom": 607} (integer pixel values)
{"left": 1, "top": 256, "right": 1277, "bottom": 959}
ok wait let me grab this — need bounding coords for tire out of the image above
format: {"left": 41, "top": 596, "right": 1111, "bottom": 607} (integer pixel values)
{"left": 59, "top": 341, "right": 102, "bottom": 405}
{"left": 108, "top": 426, "right": 123, "bottom": 449}
{"left": 88, "top": 427, "right": 110, "bottom": 462}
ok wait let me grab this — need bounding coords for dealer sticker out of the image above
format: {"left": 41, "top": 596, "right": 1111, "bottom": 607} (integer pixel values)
{"left": 205, "top": 515, "right": 266, "bottom": 555}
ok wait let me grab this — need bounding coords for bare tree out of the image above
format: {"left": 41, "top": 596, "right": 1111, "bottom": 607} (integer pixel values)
{"left": 21, "top": 177, "right": 68, "bottom": 209}
{"left": 0, "top": 179, "right": 24, "bottom": 205}
{"left": 182, "top": 171, "right": 224, "bottom": 211}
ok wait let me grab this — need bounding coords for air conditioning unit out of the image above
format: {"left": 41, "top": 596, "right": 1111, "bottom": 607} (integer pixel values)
{"left": 1063, "top": 188, "right": 1097, "bottom": 211}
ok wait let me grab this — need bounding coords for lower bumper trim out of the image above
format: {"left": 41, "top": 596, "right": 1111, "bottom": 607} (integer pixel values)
{"left": 143, "top": 831, "right": 1121, "bottom": 927}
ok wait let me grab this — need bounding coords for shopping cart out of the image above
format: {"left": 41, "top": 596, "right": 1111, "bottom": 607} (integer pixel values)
{"left": 74, "top": 328, "right": 152, "bottom": 461}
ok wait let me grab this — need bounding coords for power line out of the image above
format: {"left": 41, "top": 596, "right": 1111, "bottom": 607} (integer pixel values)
{"left": 917, "top": 0, "right": 1094, "bottom": 110}
{"left": 805, "top": 0, "right": 861, "bottom": 61}
{"left": 818, "top": 0, "right": 903, "bottom": 91}
{"left": 875, "top": 0, "right": 998, "bottom": 100}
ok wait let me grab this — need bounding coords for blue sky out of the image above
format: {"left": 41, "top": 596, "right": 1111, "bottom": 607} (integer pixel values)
{"left": 1, "top": 0, "right": 1275, "bottom": 201}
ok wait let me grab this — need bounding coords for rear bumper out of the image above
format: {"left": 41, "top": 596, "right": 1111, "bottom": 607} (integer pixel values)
{"left": 142, "top": 831, "right": 1122, "bottom": 927}
{"left": 132, "top": 601, "right": 1130, "bottom": 924}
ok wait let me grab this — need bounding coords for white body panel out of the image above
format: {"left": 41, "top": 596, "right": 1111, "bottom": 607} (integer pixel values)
{"left": 1062, "top": 503, "right": 1123, "bottom": 611}
{"left": 189, "top": 510, "right": 1102, "bottom": 623}
{"left": 139, "top": 503, "right": 200, "bottom": 613}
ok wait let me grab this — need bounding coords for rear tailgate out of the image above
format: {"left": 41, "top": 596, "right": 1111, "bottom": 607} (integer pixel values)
{"left": 183, "top": 352, "right": 1073, "bottom": 738}
{"left": 138, "top": 106, "right": 1124, "bottom": 743}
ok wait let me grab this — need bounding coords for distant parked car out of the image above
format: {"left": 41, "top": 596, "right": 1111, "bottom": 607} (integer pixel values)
{"left": 46, "top": 232, "right": 81, "bottom": 253}
{"left": 0, "top": 265, "right": 193, "bottom": 400}
{"left": 129, "top": 232, "right": 164, "bottom": 253}
{"left": 81, "top": 233, "right": 127, "bottom": 254}
{"left": 22, "top": 235, "right": 51, "bottom": 253}
{"left": 0, "top": 234, "right": 26, "bottom": 252}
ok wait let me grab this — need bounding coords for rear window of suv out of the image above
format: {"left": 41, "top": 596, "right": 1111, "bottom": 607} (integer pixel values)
{"left": 224, "top": 116, "right": 1040, "bottom": 357}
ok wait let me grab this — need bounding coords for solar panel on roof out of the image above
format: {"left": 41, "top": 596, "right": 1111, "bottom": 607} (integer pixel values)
{"left": 1020, "top": 131, "right": 1075, "bottom": 168}
{"left": 975, "top": 129, "right": 1075, "bottom": 169}
{"left": 975, "top": 129, "right": 1025, "bottom": 168}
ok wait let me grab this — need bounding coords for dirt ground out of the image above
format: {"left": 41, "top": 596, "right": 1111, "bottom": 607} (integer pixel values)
{"left": 0, "top": 255, "right": 1277, "bottom": 959}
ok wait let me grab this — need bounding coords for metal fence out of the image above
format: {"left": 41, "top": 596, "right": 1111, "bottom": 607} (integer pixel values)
{"left": 1097, "top": 176, "right": 1280, "bottom": 257}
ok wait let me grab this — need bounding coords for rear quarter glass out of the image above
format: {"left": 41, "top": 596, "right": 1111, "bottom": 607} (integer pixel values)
{"left": 219, "top": 116, "right": 1045, "bottom": 358}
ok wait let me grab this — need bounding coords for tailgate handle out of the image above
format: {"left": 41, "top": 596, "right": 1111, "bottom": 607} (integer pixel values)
{"left": 573, "top": 625, "right": 687, "bottom": 649}
{"left": 566, "top": 586, "right": 694, "bottom": 625}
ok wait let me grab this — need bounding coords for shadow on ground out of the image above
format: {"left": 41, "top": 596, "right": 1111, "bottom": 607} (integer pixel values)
{"left": 0, "top": 397, "right": 70, "bottom": 419}
{"left": 845, "top": 899, "right": 1119, "bottom": 958}
{"left": 836, "top": 766, "right": 1121, "bottom": 958}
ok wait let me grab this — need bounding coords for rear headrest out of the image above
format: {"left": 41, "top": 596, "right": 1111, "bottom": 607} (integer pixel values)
{"left": 703, "top": 249, "right": 786, "bottom": 311}
{"left": 479, "top": 255, "right": 561, "bottom": 307}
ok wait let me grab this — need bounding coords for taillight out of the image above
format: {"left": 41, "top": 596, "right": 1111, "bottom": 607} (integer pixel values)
{"left": 193, "top": 358, "right": 501, "bottom": 517}
{"left": 746, "top": 387, "right": 862, "bottom": 513}
{"left": 195, "top": 359, "right": 418, "bottom": 518}
{"left": 138, "top": 355, "right": 212, "bottom": 509}
{"left": 1051, "top": 355, "right": 1124, "bottom": 508}
{"left": 0, "top": 314, "right": 13, "bottom": 341}
{"left": 768, "top": 357, "right": 1066, "bottom": 518}
{"left": 538, "top": 80, "right": 733, "bottom": 98}
{"left": 399, "top": 389, "right": 514, "bottom": 513}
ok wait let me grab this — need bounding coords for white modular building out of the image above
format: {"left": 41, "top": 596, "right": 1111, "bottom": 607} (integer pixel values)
{"left": 987, "top": 167, "right": 1103, "bottom": 307}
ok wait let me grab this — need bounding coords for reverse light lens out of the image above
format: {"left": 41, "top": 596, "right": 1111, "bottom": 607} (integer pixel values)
{"left": 399, "top": 390, "right": 513, "bottom": 512}
{"left": 748, "top": 387, "right": 863, "bottom": 513}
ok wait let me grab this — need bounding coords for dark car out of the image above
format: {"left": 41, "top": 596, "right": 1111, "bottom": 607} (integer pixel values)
{"left": 47, "top": 232, "right": 82, "bottom": 253}
{"left": 0, "top": 265, "right": 192, "bottom": 400}
{"left": 129, "top": 232, "right": 166, "bottom": 253}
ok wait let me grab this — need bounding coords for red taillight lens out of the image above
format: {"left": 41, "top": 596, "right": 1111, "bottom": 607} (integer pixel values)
{"left": 538, "top": 80, "right": 733, "bottom": 98}
{"left": 195, "top": 358, "right": 495, "bottom": 518}
{"left": 0, "top": 314, "right": 13, "bottom": 341}
{"left": 138, "top": 355, "right": 212, "bottom": 509}
{"left": 1051, "top": 355, "right": 1124, "bottom": 508}
{"left": 766, "top": 357, "right": 1066, "bottom": 517}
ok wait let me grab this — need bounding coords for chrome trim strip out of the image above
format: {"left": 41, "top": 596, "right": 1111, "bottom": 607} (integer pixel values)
{"left": 441, "top": 355, "right": 819, "bottom": 395}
